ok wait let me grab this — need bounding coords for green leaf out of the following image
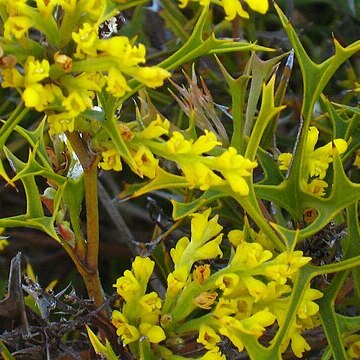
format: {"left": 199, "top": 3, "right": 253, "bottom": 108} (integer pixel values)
{"left": 261, "top": 50, "right": 294, "bottom": 149}
{"left": 274, "top": 3, "right": 360, "bottom": 124}
{"left": 13, "top": 117, "right": 52, "bottom": 169}
{"left": 318, "top": 271, "right": 349, "bottom": 360}
{"left": 86, "top": 325, "right": 118, "bottom": 360}
{"left": 63, "top": 179, "right": 85, "bottom": 245}
{"left": 245, "top": 74, "right": 286, "bottom": 161}
{"left": 244, "top": 52, "right": 289, "bottom": 137}
{"left": 215, "top": 56, "right": 251, "bottom": 154}
{"left": 158, "top": 6, "right": 274, "bottom": 71}
{"left": 171, "top": 190, "right": 226, "bottom": 220}
{"left": 0, "top": 339, "right": 15, "bottom": 360}
{"left": 256, "top": 147, "right": 284, "bottom": 186}
{"left": 3, "top": 147, "right": 44, "bottom": 218}
{"left": 131, "top": 168, "right": 189, "bottom": 198}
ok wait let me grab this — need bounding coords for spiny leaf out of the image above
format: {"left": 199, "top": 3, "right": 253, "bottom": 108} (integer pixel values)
{"left": 245, "top": 74, "right": 286, "bottom": 161}
{"left": 244, "top": 51, "right": 289, "bottom": 137}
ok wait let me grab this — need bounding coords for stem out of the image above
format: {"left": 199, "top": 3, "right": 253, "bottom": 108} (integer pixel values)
{"left": 84, "top": 162, "right": 99, "bottom": 270}
{"left": 66, "top": 131, "right": 104, "bottom": 307}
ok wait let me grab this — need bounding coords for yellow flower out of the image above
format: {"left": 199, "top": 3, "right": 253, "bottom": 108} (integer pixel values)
{"left": 297, "top": 288, "right": 323, "bottom": 320}
{"left": 170, "top": 210, "right": 223, "bottom": 279}
{"left": 245, "top": 0, "right": 269, "bottom": 14}
{"left": 178, "top": 0, "right": 268, "bottom": 20}
{"left": 167, "top": 267, "right": 188, "bottom": 296}
{"left": 131, "top": 66, "right": 171, "bottom": 88}
{"left": 22, "top": 83, "right": 54, "bottom": 111}
{"left": 305, "top": 126, "right": 347, "bottom": 179}
{"left": 62, "top": 90, "right": 92, "bottom": 116}
{"left": 218, "top": 317, "right": 245, "bottom": 351}
{"left": 132, "top": 256, "right": 155, "bottom": 289}
{"left": 99, "top": 148, "right": 122, "bottom": 171}
{"left": 139, "top": 292, "right": 162, "bottom": 324}
{"left": 35, "top": 0, "right": 56, "bottom": 17}
{"left": 278, "top": 152, "right": 292, "bottom": 171}
{"left": 170, "top": 237, "right": 190, "bottom": 266}
{"left": 24, "top": 57, "right": 50, "bottom": 84}
{"left": 213, "top": 298, "right": 237, "bottom": 318}
{"left": 111, "top": 310, "right": 140, "bottom": 345}
{"left": 202, "top": 346, "right": 226, "bottom": 360}
{"left": 215, "top": 273, "right": 240, "bottom": 296}
{"left": 4, "top": 16, "right": 32, "bottom": 39}
{"left": 114, "top": 270, "right": 141, "bottom": 302}
{"left": 139, "top": 292, "right": 162, "bottom": 314}
{"left": 240, "top": 308, "right": 276, "bottom": 337}
{"left": 273, "top": 250, "right": 311, "bottom": 280}
{"left": 221, "top": 0, "right": 250, "bottom": 20}
{"left": 68, "top": 71, "right": 104, "bottom": 93}
{"left": 242, "top": 276, "right": 269, "bottom": 302}
{"left": 105, "top": 67, "right": 131, "bottom": 97}
{"left": 302, "top": 178, "right": 328, "bottom": 197}
{"left": 139, "top": 116, "right": 170, "bottom": 140}
{"left": 233, "top": 297, "right": 253, "bottom": 319}
{"left": 170, "top": 210, "right": 224, "bottom": 274}
{"left": 194, "top": 292, "right": 217, "bottom": 309}
{"left": 47, "top": 112, "right": 76, "bottom": 135}
{"left": 278, "top": 127, "right": 348, "bottom": 179}
{"left": 119, "top": 323, "right": 141, "bottom": 345}
{"left": 179, "top": 160, "right": 223, "bottom": 190}
{"left": 231, "top": 241, "right": 272, "bottom": 269}
{"left": 289, "top": 329, "right": 311, "bottom": 358}
{"left": 218, "top": 309, "right": 275, "bottom": 351}
{"left": 132, "top": 145, "right": 159, "bottom": 179}
{"left": 1, "top": 67, "right": 24, "bottom": 88}
{"left": 211, "top": 147, "right": 257, "bottom": 195}
{"left": 97, "top": 37, "right": 146, "bottom": 66}
{"left": 191, "top": 209, "right": 222, "bottom": 244}
{"left": 72, "top": 23, "right": 99, "bottom": 58}
{"left": 197, "top": 324, "right": 221, "bottom": 350}
{"left": 270, "top": 284, "right": 322, "bottom": 358}
{"left": 57, "top": 0, "right": 77, "bottom": 11}
{"left": 111, "top": 310, "right": 127, "bottom": 330}
{"left": 139, "top": 323, "right": 166, "bottom": 344}
{"left": 166, "top": 131, "right": 220, "bottom": 155}
{"left": 227, "top": 229, "right": 245, "bottom": 247}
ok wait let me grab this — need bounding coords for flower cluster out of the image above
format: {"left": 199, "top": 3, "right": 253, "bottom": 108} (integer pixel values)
{"left": 112, "top": 256, "right": 166, "bottom": 347}
{"left": 112, "top": 210, "right": 322, "bottom": 359}
{"left": 99, "top": 115, "right": 169, "bottom": 175}
{"left": 278, "top": 126, "right": 348, "bottom": 196}
{"left": 99, "top": 115, "right": 257, "bottom": 195}
{"left": 0, "top": 0, "right": 170, "bottom": 135}
{"left": 178, "top": 0, "right": 269, "bottom": 20}
{"left": 160, "top": 130, "right": 257, "bottom": 194}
